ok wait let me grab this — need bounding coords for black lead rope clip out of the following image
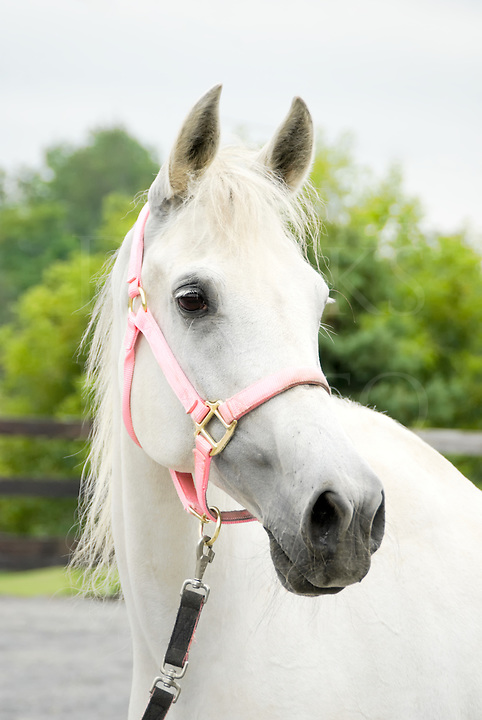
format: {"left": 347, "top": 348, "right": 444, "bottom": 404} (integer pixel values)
{"left": 141, "top": 510, "right": 221, "bottom": 720}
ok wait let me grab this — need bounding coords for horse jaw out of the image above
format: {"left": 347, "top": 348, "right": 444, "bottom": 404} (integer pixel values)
{"left": 211, "top": 391, "right": 385, "bottom": 597}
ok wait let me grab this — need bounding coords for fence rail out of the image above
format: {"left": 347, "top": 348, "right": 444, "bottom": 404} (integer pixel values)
{"left": 0, "top": 418, "right": 88, "bottom": 500}
{"left": 0, "top": 417, "right": 481, "bottom": 570}
{"left": 0, "top": 418, "right": 88, "bottom": 568}
{"left": 0, "top": 477, "right": 80, "bottom": 498}
{"left": 0, "top": 417, "right": 91, "bottom": 440}
{"left": 414, "top": 429, "right": 482, "bottom": 457}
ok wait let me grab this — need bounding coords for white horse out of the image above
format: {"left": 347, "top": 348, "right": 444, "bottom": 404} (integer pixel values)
{"left": 76, "top": 86, "right": 482, "bottom": 719}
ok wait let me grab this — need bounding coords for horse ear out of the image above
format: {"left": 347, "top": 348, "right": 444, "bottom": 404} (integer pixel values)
{"left": 149, "top": 85, "right": 222, "bottom": 208}
{"left": 259, "top": 97, "right": 314, "bottom": 192}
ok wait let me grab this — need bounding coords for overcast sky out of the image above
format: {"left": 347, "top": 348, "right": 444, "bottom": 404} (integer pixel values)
{"left": 2, "top": 0, "right": 481, "bottom": 234}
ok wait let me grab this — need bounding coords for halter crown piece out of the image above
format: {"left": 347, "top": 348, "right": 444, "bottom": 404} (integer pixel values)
{"left": 123, "top": 203, "right": 331, "bottom": 524}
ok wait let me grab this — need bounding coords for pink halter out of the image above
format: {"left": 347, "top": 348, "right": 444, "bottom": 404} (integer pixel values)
{"left": 123, "top": 204, "right": 331, "bottom": 524}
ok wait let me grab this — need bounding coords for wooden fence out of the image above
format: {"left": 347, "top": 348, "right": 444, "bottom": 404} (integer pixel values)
{"left": 0, "top": 418, "right": 481, "bottom": 569}
{"left": 0, "top": 418, "right": 90, "bottom": 570}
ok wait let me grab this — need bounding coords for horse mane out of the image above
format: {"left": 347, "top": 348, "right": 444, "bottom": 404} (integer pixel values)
{"left": 72, "top": 256, "right": 118, "bottom": 588}
{"left": 72, "top": 145, "right": 322, "bottom": 587}
{"left": 182, "top": 147, "right": 321, "bottom": 258}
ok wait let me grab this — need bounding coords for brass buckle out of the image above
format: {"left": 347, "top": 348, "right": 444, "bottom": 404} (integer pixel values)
{"left": 128, "top": 286, "right": 148, "bottom": 313}
{"left": 194, "top": 401, "right": 237, "bottom": 457}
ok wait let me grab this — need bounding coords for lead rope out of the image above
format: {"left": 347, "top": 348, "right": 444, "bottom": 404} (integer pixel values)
{"left": 141, "top": 508, "right": 222, "bottom": 720}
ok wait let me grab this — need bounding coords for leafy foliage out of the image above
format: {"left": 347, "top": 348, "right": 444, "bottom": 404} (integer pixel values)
{"left": 0, "top": 202, "right": 75, "bottom": 313}
{"left": 45, "top": 127, "right": 158, "bottom": 238}
{"left": 0, "top": 128, "right": 157, "bottom": 313}
{"left": 314, "top": 152, "right": 482, "bottom": 430}
{"left": 0, "top": 252, "right": 103, "bottom": 416}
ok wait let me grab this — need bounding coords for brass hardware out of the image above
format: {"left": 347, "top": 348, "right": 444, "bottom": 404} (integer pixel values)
{"left": 189, "top": 505, "right": 222, "bottom": 547}
{"left": 188, "top": 507, "right": 210, "bottom": 523}
{"left": 201, "top": 506, "right": 222, "bottom": 547}
{"left": 194, "top": 401, "right": 237, "bottom": 457}
{"left": 128, "top": 285, "right": 148, "bottom": 312}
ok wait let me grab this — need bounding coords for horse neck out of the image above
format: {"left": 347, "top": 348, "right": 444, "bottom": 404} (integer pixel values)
{"left": 112, "top": 421, "right": 199, "bottom": 613}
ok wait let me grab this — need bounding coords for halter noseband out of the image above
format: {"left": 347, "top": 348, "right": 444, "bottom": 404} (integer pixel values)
{"left": 123, "top": 203, "right": 331, "bottom": 524}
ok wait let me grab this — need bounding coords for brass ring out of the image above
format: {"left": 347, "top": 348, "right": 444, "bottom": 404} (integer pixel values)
{"left": 128, "top": 286, "right": 148, "bottom": 313}
{"left": 191, "top": 505, "right": 222, "bottom": 547}
{"left": 188, "top": 505, "right": 222, "bottom": 547}
{"left": 204, "top": 506, "right": 222, "bottom": 546}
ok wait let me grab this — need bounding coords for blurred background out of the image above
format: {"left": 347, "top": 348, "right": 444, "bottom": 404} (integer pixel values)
{"left": 0, "top": 0, "right": 481, "bottom": 580}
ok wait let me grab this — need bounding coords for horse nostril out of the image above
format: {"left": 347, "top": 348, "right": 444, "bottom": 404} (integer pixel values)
{"left": 369, "top": 490, "right": 385, "bottom": 554}
{"left": 308, "top": 490, "right": 353, "bottom": 552}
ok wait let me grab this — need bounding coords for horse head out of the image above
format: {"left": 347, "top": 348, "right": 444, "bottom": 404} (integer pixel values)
{"left": 120, "top": 86, "right": 385, "bottom": 596}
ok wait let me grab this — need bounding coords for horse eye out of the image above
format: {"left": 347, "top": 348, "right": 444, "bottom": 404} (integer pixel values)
{"left": 176, "top": 291, "right": 208, "bottom": 314}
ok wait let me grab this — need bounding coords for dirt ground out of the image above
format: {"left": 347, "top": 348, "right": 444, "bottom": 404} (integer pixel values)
{"left": 0, "top": 596, "right": 132, "bottom": 719}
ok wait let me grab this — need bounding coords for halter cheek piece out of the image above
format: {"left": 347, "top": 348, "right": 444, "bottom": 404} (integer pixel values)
{"left": 123, "top": 203, "right": 331, "bottom": 524}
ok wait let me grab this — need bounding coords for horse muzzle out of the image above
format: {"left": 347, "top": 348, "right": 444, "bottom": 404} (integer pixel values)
{"left": 265, "top": 485, "right": 385, "bottom": 597}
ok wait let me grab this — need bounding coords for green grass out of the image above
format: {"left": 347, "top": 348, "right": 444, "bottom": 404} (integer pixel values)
{"left": 0, "top": 566, "right": 81, "bottom": 597}
{"left": 0, "top": 565, "right": 121, "bottom": 598}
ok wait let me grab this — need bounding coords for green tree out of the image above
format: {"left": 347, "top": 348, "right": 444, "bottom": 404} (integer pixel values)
{"left": 315, "top": 158, "right": 482, "bottom": 431}
{"left": 0, "top": 193, "right": 137, "bottom": 536}
{"left": 0, "top": 192, "right": 136, "bottom": 419}
{"left": 0, "top": 252, "right": 103, "bottom": 417}
{"left": 95, "top": 192, "right": 143, "bottom": 254}
{"left": 46, "top": 128, "right": 158, "bottom": 239}
{"left": 0, "top": 202, "right": 76, "bottom": 313}
{"left": 0, "top": 129, "right": 156, "bottom": 320}
{"left": 352, "top": 233, "right": 482, "bottom": 428}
